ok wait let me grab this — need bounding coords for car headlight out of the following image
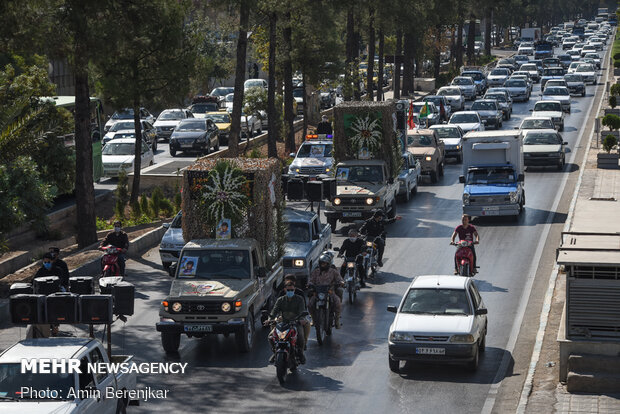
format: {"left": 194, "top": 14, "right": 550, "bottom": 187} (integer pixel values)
{"left": 455, "top": 145, "right": 461, "bottom": 150}
{"left": 366, "top": 241, "right": 373, "bottom": 247}
{"left": 425, "top": 156, "right": 432, "bottom": 161}
{"left": 221, "top": 302, "right": 232, "bottom": 312}
{"left": 171, "top": 302, "right": 182, "bottom": 312}
{"left": 293, "top": 259, "right": 305, "bottom": 268}
{"left": 347, "top": 262, "right": 355, "bottom": 268}
{"left": 333, "top": 197, "right": 341, "bottom": 205}
{"left": 196, "top": 135, "right": 206, "bottom": 142}
{"left": 450, "top": 334, "right": 475, "bottom": 343}
{"left": 389, "top": 331, "right": 414, "bottom": 342}
{"left": 509, "top": 191, "right": 518, "bottom": 203}
{"left": 365, "top": 197, "right": 375, "bottom": 205}
{"left": 463, "top": 193, "right": 470, "bottom": 205}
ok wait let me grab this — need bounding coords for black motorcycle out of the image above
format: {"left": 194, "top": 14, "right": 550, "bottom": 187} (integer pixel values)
{"left": 363, "top": 235, "right": 383, "bottom": 279}
{"left": 309, "top": 285, "right": 335, "bottom": 346}
{"left": 343, "top": 255, "right": 363, "bottom": 304}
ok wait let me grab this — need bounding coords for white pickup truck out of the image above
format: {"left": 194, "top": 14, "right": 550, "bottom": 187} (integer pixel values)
{"left": 0, "top": 338, "right": 137, "bottom": 413}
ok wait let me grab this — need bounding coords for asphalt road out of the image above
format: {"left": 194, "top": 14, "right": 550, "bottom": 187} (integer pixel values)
{"left": 93, "top": 46, "right": 607, "bottom": 413}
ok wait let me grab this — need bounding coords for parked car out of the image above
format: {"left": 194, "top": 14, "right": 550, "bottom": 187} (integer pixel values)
{"left": 104, "top": 107, "right": 154, "bottom": 132}
{"left": 451, "top": 76, "right": 477, "bottom": 100}
{"left": 387, "top": 275, "right": 488, "bottom": 372}
{"left": 448, "top": 111, "right": 484, "bottom": 133}
{"left": 430, "top": 124, "right": 464, "bottom": 162}
{"left": 541, "top": 86, "right": 571, "bottom": 112}
{"left": 293, "top": 88, "right": 304, "bottom": 115}
{"left": 244, "top": 78, "right": 268, "bottom": 91}
{"left": 160, "top": 210, "right": 184, "bottom": 271}
{"left": 519, "top": 116, "right": 556, "bottom": 131}
{"left": 522, "top": 129, "right": 569, "bottom": 170}
{"left": 531, "top": 100, "right": 565, "bottom": 131}
{"left": 471, "top": 99, "right": 503, "bottom": 130}
{"left": 102, "top": 138, "right": 154, "bottom": 177}
{"left": 437, "top": 86, "right": 465, "bottom": 111}
{"left": 564, "top": 73, "right": 586, "bottom": 96}
{"left": 154, "top": 108, "right": 193, "bottom": 142}
{"left": 169, "top": 118, "right": 220, "bottom": 157}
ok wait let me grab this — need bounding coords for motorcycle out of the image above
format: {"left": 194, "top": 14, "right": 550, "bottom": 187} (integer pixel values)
{"left": 451, "top": 240, "right": 478, "bottom": 277}
{"left": 363, "top": 236, "right": 382, "bottom": 279}
{"left": 99, "top": 245, "right": 125, "bottom": 277}
{"left": 342, "top": 255, "right": 363, "bottom": 304}
{"left": 266, "top": 312, "right": 308, "bottom": 384}
{"left": 309, "top": 284, "right": 335, "bottom": 346}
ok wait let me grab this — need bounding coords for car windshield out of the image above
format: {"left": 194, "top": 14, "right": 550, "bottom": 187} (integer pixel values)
{"left": 504, "top": 79, "right": 525, "bottom": 87}
{"left": 102, "top": 142, "right": 135, "bottom": 155}
{"left": 424, "top": 97, "right": 442, "bottom": 106}
{"left": 211, "top": 87, "right": 233, "bottom": 96}
{"left": 293, "top": 89, "right": 304, "bottom": 98}
{"left": 485, "top": 93, "right": 506, "bottom": 102}
{"left": 110, "top": 121, "right": 135, "bottom": 131}
{"left": 450, "top": 113, "right": 479, "bottom": 123}
{"left": 544, "top": 69, "right": 564, "bottom": 76}
{"left": 177, "top": 250, "right": 251, "bottom": 279}
{"left": 585, "top": 54, "right": 599, "bottom": 59}
{"left": 564, "top": 74, "right": 583, "bottom": 82}
{"left": 438, "top": 88, "right": 460, "bottom": 96}
{"left": 158, "top": 110, "right": 184, "bottom": 120}
{"left": 463, "top": 72, "right": 483, "bottom": 81}
{"left": 286, "top": 222, "right": 310, "bottom": 242}
{"left": 205, "top": 113, "right": 231, "bottom": 123}
{"left": 432, "top": 127, "right": 459, "bottom": 138}
{"left": 190, "top": 103, "right": 218, "bottom": 113}
{"left": 225, "top": 94, "right": 234, "bottom": 102}
{"left": 0, "top": 363, "right": 74, "bottom": 400}
{"left": 524, "top": 132, "right": 561, "bottom": 145}
{"left": 170, "top": 211, "right": 182, "bottom": 228}
{"left": 576, "top": 65, "right": 594, "bottom": 72}
{"left": 406, "top": 134, "right": 434, "bottom": 146}
{"left": 412, "top": 103, "right": 433, "bottom": 113}
{"left": 544, "top": 87, "right": 568, "bottom": 96}
{"left": 336, "top": 165, "right": 383, "bottom": 183}
{"left": 535, "top": 102, "right": 562, "bottom": 111}
{"left": 490, "top": 69, "right": 508, "bottom": 76}
{"left": 472, "top": 101, "right": 496, "bottom": 110}
{"left": 467, "top": 167, "right": 515, "bottom": 185}
{"left": 521, "top": 65, "right": 537, "bottom": 71}
{"left": 521, "top": 119, "right": 554, "bottom": 129}
{"left": 111, "top": 109, "right": 134, "bottom": 119}
{"left": 400, "top": 288, "right": 472, "bottom": 315}
{"left": 296, "top": 143, "right": 332, "bottom": 158}
{"left": 245, "top": 80, "right": 264, "bottom": 88}
{"left": 177, "top": 120, "right": 206, "bottom": 131}
{"left": 452, "top": 78, "right": 473, "bottom": 85}
{"left": 546, "top": 80, "right": 566, "bottom": 87}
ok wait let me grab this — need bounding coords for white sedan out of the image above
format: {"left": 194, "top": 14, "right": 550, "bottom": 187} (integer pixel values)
{"left": 102, "top": 138, "right": 154, "bottom": 178}
{"left": 437, "top": 86, "right": 465, "bottom": 111}
{"left": 575, "top": 63, "right": 597, "bottom": 85}
{"left": 448, "top": 111, "right": 485, "bottom": 133}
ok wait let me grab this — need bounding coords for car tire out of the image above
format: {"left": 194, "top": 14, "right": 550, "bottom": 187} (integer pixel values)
{"left": 215, "top": 139, "right": 220, "bottom": 152}
{"left": 430, "top": 170, "right": 438, "bottom": 183}
{"left": 170, "top": 149, "right": 176, "bottom": 157}
{"left": 411, "top": 183, "right": 418, "bottom": 195}
{"left": 162, "top": 262, "right": 170, "bottom": 270}
{"left": 457, "top": 152, "right": 463, "bottom": 163}
{"left": 467, "top": 343, "right": 480, "bottom": 371}
{"left": 116, "top": 399, "right": 127, "bottom": 414}
{"left": 152, "top": 140, "right": 157, "bottom": 152}
{"left": 161, "top": 332, "right": 180, "bottom": 354}
{"left": 235, "top": 311, "right": 254, "bottom": 353}
{"left": 438, "top": 162, "right": 444, "bottom": 177}
{"left": 558, "top": 154, "right": 565, "bottom": 170}
{"left": 480, "top": 328, "right": 487, "bottom": 353}
{"left": 387, "top": 199, "right": 397, "bottom": 219}
{"left": 559, "top": 123, "right": 564, "bottom": 132}
{"left": 389, "top": 355, "right": 400, "bottom": 373}
{"left": 582, "top": 91, "right": 586, "bottom": 97}
{"left": 328, "top": 218, "right": 338, "bottom": 234}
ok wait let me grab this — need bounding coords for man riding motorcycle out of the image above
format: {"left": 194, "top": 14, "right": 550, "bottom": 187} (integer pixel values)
{"left": 308, "top": 254, "right": 343, "bottom": 328}
{"left": 337, "top": 229, "right": 367, "bottom": 287}
{"left": 359, "top": 211, "right": 401, "bottom": 266}
{"left": 277, "top": 275, "right": 310, "bottom": 350}
{"left": 268, "top": 281, "right": 307, "bottom": 364}
{"left": 450, "top": 214, "right": 479, "bottom": 274}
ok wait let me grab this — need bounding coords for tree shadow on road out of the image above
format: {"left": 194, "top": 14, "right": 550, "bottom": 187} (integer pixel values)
{"left": 473, "top": 278, "right": 509, "bottom": 293}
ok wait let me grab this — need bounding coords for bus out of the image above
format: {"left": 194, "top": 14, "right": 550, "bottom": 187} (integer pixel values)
{"left": 43, "top": 96, "right": 104, "bottom": 182}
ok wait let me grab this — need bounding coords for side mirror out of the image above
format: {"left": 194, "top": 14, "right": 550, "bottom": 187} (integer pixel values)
{"left": 387, "top": 305, "right": 397, "bottom": 313}
{"left": 168, "top": 263, "right": 177, "bottom": 277}
{"left": 459, "top": 175, "right": 465, "bottom": 183}
{"left": 563, "top": 141, "right": 569, "bottom": 145}
{"left": 333, "top": 247, "right": 340, "bottom": 251}
{"left": 258, "top": 267, "right": 267, "bottom": 278}
{"left": 289, "top": 153, "right": 295, "bottom": 158}
{"left": 518, "top": 173, "right": 525, "bottom": 182}
{"left": 312, "top": 233, "right": 320, "bottom": 241}
{"left": 475, "top": 308, "right": 488, "bottom": 315}
{"left": 529, "top": 109, "right": 533, "bottom": 112}
{"left": 163, "top": 223, "right": 170, "bottom": 229}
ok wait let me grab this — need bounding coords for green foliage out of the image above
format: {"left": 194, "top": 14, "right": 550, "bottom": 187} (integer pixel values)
{"left": 96, "top": 217, "right": 114, "bottom": 231}
{"left": 615, "top": 60, "right": 620, "bottom": 69}
{"left": 174, "top": 191, "right": 182, "bottom": 211}
{"left": 150, "top": 187, "right": 164, "bottom": 218}
{"left": 611, "top": 83, "right": 620, "bottom": 96}
{"left": 115, "top": 170, "right": 130, "bottom": 219}
{"left": 160, "top": 198, "right": 174, "bottom": 218}
{"left": 244, "top": 87, "right": 268, "bottom": 118}
{"left": 610, "top": 95, "right": 617, "bottom": 109}
{"left": 140, "top": 194, "right": 150, "bottom": 218}
{"left": 131, "top": 199, "right": 142, "bottom": 220}
{"left": 603, "top": 134, "right": 618, "bottom": 154}
{"left": 248, "top": 148, "right": 263, "bottom": 158}
{"left": 603, "top": 114, "right": 620, "bottom": 131}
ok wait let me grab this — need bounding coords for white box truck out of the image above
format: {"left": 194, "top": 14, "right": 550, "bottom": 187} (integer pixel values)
{"left": 520, "top": 27, "right": 541, "bottom": 42}
{"left": 458, "top": 131, "right": 525, "bottom": 218}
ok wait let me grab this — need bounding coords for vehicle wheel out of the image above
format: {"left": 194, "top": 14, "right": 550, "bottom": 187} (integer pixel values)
{"left": 170, "top": 149, "right": 176, "bottom": 157}
{"left": 582, "top": 91, "right": 586, "bottom": 97}
{"left": 276, "top": 353, "right": 287, "bottom": 384}
{"left": 327, "top": 218, "right": 337, "bottom": 234}
{"left": 348, "top": 283, "right": 355, "bottom": 304}
{"left": 499, "top": 121, "right": 503, "bottom": 129}
{"left": 430, "top": 170, "right": 438, "bottom": 183}
{"left": 480, "top": 329, "right": 487, "bottom": 353}
{"left": 387, "top": 199, "right": 396, "bottom": 219}
{"left": 214, "top": 140, "right": 220, "bottom": 152}
{"left": 468, "top": 343, "right": 480, "bottom": 371}
{"left": 149, "top": 160, "right": 154, "bottom": 166}
{"left": 152, "top": 140, "right": 157, "bottom": 152}
{"left": 559, "top": 123, "right": 564, "bottom": 132}
{"left": 457, "top": 152, "right": 463, "bottom": 163}
{"left": 161, "top": 332, "right": 180, "bottom": 354}
{"left": 235, "top": 312, "right": 254, "bottom": 352}
{"left": 438, "top": 162, "right": 444, "bottom": 177}
{"left": 116, "top": 399, "right": 127, "bottom": 414}
{"left": 389, "top": 355, "right": 400, "bottom": 373}
{"left": 257, "top": 127, "right": 262, "bottom": 135}
{"left": 411, "top": 184, "right": 418, "bottom": 195}
{"left": 558, "top": 155, "right": 565, "bottom": 170}
{"left": 325, "top": 311, "right": 332, "bottom": 336}
{"left": 403, "top": 186, "right": 410, "bottom": 202}
{"left": 203, "top": 145, "right": 210, "bottom": 156}
{"left": 316, "top": 309, "right": 325, "bottom": 345}
{"left": 104, "top": 268, "right": 113, "bottom": 278}
{"left": 162, "top": 262, "right": 170, "bottom": 270}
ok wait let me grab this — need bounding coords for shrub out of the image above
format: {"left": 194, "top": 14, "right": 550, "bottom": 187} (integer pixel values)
{"left": 610, "top": 95, "right": 618, "bottom": 109}
{"left": 140, "top": 194, "right": 150, "bottom": 217}
{"left": 603, "top": 114, "right": 620, "bottom": 131}
{"left": 249, "top": 148, "right": 263, "bottom": 158}
{"left": 96, "top": 217, "right": 113, "bottom": 231}
{"left": 115, "top": 170, "right": 130, "bottom": 219}
{"left": 160, "top": 198, "right": 174, "bottom": 217}
{"left": 614, "top": 52, "right": 620, "bottom": 60}
{"left": 615, "top": 60, "right": 620, "bottom": 69}
{"left": 174, "top": 192, "right": 182, "bottom": 211}
{"left": 603, "top": 134, "right": 618, "bottom": 153}
{"left": 150, "top": 187, "right": 164, "bottom": 217}
{"left": 131, "top": 199, "right": 142, "bottom": 219}
{"left": 611, "top": 83, "right": 620, "bottom": 96}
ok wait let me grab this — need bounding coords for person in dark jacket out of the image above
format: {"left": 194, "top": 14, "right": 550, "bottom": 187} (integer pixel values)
{"left": 268, "top": 280, "right": 307, "bottom": 364}
{"left": 337, "top": 228, "right": 367, "bottom": 286}
{"left": 34, "top": 253, "right": 65, "bottom": 285}
{"left": 359, "top": 211, "right": 402, "bottom": 266}
{"left": 277, "top": 275, "right": 309, "bottom": 349}
{"left": 316, "top": 115, "right": 333, "bottom": 135}
{"left": 100, "top": 221, "right": 129, "bottom": 276}
{"left": 49, "top": 247, "right": 69, "bottom": 288}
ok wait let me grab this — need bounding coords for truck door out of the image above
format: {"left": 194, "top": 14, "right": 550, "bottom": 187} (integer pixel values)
{"left": 252, "top": 249, "right": 266, "bottom": 306}
{"left": 89, "top": 347, "right": 117, "bottom": 413}
{"left": 77, "top": 356, "right": 108, "bottom": 414}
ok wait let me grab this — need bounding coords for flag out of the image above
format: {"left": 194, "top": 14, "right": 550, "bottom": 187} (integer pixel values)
{"left": 420, "top": 102, "right": 430, "bottom": 119}
{"left": 407, "top": 100, "right": 416, "bottom": 129}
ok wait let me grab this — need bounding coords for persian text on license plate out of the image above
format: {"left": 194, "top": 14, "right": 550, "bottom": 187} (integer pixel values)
{"left": 416, "top": 347, "right": 445, "bottom": 355}
{"left": 184, "top": 324, "right": 212, "bottom": 332}
{"left": 342, "top": 212, "right": 362, "bottom": 217}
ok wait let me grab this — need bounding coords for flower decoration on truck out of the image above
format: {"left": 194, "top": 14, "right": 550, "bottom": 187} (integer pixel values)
{"left": 349, "top": 114, "right": 383, "bottom": 156}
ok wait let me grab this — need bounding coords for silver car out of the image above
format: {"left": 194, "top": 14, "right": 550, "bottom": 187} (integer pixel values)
{"left": 159, "top": 211, "right": 185, "bottom": 271}
{"left": 484, "top": 91, "right": 512, "bottom": 120}
{"left": 503, "top": 78, "right": 530, "bottom": 102}
{"left": 575, "top": 63, "right": 596, "bottom": 85}
{"left": 541, "top": 86, "right": 571, "bottom": 112}
{"left": 437, "top": 86, "right": 465, "bottom": 111}
{"left": 451, "top": 76, "right": 477, "bottom": 100}
{"left": 471, "top": 99, "right": 503, "bottom": 130}
{"left": 522, "top": 129, "right": 569, "bottom": 170}
{"left": 564, "top": 73, "right": 586, "bottom": 96}
{"left": 487, "top": 68, "right": 511, "bottom": 87}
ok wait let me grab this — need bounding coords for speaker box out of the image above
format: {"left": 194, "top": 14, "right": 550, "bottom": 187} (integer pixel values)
{"left": 306, "top": 181, "right": 324, "bottom": 202}
{"left": 99, "top": 276, "right": 123, "bottom": 294}
{"left": 112, "top": 281, "right": 135, "bottom": 316}
{"left": 46, "top": 292, "right": 79, "bottom": 324}
{"left": 10, "top": 294, "right": 45, "bottom": 324}
{"left": 9, "top": 283, "right": 33, "bottom": 296}
{"left": 80, "top": 295, "right": 113, "bottom": 324}
{"left": 287, "top": 179, "right": 305, "bottom": 200}
{"left": 69, "top": 276, "right": 94, "bottom": 295}
{"left": 321, "top": 178, "right": 337, "bottom": 200}
{"left": 33, "top": 276, "right": 61, "bottom": 295}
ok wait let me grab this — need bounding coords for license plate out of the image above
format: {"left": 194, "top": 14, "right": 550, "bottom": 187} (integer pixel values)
{"left": 481, "top": 207, "right": 500, "bottom": 216}
{"left": 416, "top": 347, "right": 445, "bottom": 355}
{"left": 184, "top": 324, "right": 212, "bottom": 332}
{"left": 345, "top": 276, "right": 353, "bottom": 282}
{"left": 342, "top": 212, "right": 362, "bottom": 217}
{"left": 181, "top": 144, "right": 194, "bottom": 148}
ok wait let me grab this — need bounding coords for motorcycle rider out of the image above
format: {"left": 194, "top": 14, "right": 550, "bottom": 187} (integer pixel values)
{"left": 34, "top": 253, "right": 66, "bottom": 284}
{"left": 49, "top": 247, "right": 69, "bottom": 288}
{"left": 268, "top": 280, "right": 307, "bottom": 364}
{"left": 450, "top": 214, "right": 479, "bottom": 274}
{"left": 277, "top": 275, "right": 310, "bottom": 350}
{"left": 316, "top": 115, "right": 333, "bottom": 135}
{"left": 308, "top": 254, "right": 343, "bottom": 328}
{"left": 99, "top": 220, "right": 129, "bottom": 276}
{"left": 359, "top": 210, "right": 402, "bottom": 266}
{"left": 337, "top": 229, "right": 367, "bottom": 287}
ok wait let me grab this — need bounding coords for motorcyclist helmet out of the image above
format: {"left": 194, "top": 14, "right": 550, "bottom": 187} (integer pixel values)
{"left": 318, "top": 254, "right": 331, "bottom": 264}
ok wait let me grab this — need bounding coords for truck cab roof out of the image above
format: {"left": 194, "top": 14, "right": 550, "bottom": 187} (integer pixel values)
{"left": 337, "top": 159, "right": 386, "bottom": 166}
{"left": 0, "top": 338, "right": 93, "bottom": 362}
{"left": 183, "top": 239, "right": 259, "bottom": 250}
{"left": 283, "top": 208, "right": 318, "bottom": 223}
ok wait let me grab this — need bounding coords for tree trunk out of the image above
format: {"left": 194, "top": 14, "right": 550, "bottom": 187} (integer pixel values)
{"left": 484, "top": 9, "right": 492, "bottom": 56}
{"left": 450, "top": 25, "right": 456, "bottom": 67}
{"left": 402, "top": 31, "right": 414, "bottom": 97}
{"left": 467, "top": 15, "right": 476, "bottom": 65}
{"left": 433, "top": 25, "right": 441, "bottom": 79}
{"left": 283, "top": 11, "right": 295, "bottom": 155}
{"left": 344, "top": 7, "right": 355, "bottom": 101}
{"left": 73, "top": 59, "right": 97, "bottom": 247}
{"left": 393, "top": 29, "right": 402, "bottom": 99}
{"left": 229, "top": 2, "right": 250, "bottom": 157}
{"left": 366, "top": 7, "right": 375, "bottom": 101}
{"left": 302, "top": 72, "right": 308, "bottom": 138}
{"left": 377, "top": 28, "right": 384, "bottom": 101}
{"left": 353, "top": 23, "right": 361, "bottom": 101}
{"left": 130, "top": 99, "right": 143, "bottom": 204}
{"left": 267, "top": 11, "right": 278, "bottom": 158}
{"left": 456, "top": 19, "right": 464, "bottom": 69}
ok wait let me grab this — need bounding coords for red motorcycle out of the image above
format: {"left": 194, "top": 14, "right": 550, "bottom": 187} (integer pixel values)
{"left": 265, "top": 312, "right": 307, "bottom": 384}
{"left": 99, "top": 245, "right": 125, "bottom": 277}
{"left": 451, "top": 240, "right": 478, "bottom": 277}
